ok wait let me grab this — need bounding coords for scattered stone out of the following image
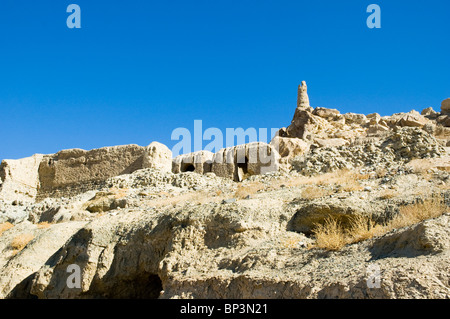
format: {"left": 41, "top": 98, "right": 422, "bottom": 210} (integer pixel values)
{"left": 221, "top": 198, "right": 237, "bottom": 204}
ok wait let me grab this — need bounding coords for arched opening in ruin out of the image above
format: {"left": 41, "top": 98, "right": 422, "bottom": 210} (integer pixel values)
{"left": 237, "top": 156, "right": 249, "bottom": 174}
{"left": 236, "top": 156, "right": 249, "bottom": 182}
{"left": 181, "top": 163, "right": 195, "bottom": 172}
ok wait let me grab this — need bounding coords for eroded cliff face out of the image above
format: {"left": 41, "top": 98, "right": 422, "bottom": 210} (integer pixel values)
{"left": 1, "top": 84, "right": 449, "bottom": 299}
{"left": 0, "top": 162, "right": 449, "bottom": 299}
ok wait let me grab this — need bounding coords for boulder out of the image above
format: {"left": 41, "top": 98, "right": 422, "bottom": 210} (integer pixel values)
{"left": 270, "top": 136, "right": 310, "bottom": 159}
{"left": 421, "top": 107, "right": 438, "bottom": 117}
{"left": 367, "top": 113, "right": 381, "bottom": 125}
{"left": 441, "top": 98, "right": 450, "bottom": 114}
{"left": 312, "top": 107, "right": 340, "bottom": 119}
{"left": 314, "top": 138, "right": 349, "bottom": 148}
{"left": 437, "top": 115, "right": 450, "bottom": 127}
{"left": 344, "top": 113, "right": 367, "bottom": 125}
{"left": 143, "top": 142, "right": 172, "bottom": 173}
{"left": 397, "top": 111, "right": 428, "bottom": 128}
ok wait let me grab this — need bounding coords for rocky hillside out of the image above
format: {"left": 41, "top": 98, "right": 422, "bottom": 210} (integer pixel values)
{"left": 0, "top": 83, "right": 449, "bottom": 299}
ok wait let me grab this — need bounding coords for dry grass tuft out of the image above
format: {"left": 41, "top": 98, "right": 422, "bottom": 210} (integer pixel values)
{"left": 0, "top": 222, "right": 14, "bottom": 237}
{"left": 282, "top": 235, "right": 303, "bottom": 249}
{"left": 310, "top": 194, "right": 449, "bottom": 251}
{"left": 276, "top": 168, "right": 369, "bottom": 190}
{"left": 311, "top": 217, "right": 347, "bottom": 251}
{"left": 37, "top": 222, "right": 52, "bottom": 229}
{"left": 347, "top": 215, "right": 385, "bottom": 243}
{"left": 387, "top": 196, "right": 448, "bottom": 231}
{"left": 234, "top": 182, "right": 265, "bottom": 199}
{"left": 10, "top": 233, "right": 34, "bottom": 252}
{"left": 378, "top": 189, "right": 399, "bottom": 200}
{"left": 301, "top": 186, "right": 331, "bottom": 199}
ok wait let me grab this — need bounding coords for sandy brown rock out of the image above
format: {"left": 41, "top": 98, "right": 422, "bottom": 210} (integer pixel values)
{"left": 0, "top": 154, "right": 44, "bottom": 203}
{"left": 37, "top": 145, "right": 145, "bottom": 199}
{"left": 143, "top": 142, "right": 172, "bottom": 173}
{"left": 441, "top": 98, "right": 450, "bottom": 114}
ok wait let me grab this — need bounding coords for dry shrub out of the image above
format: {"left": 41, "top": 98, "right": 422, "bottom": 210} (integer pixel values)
{"left": 234, "top": 182, "right": 265, "bottom": 199}
{"left": 388, "top": 196, "right": 448, "bottom": 231}
{"left": 378, "top": 189, "right": 399, "bottom": 200}
{"left": 347, "top": 215, "right": 384, "bottom": 243}
{"left": 147, "top": 190, "right": 224, "bottom": 208}
{"left": 0, "top": 222, "right": 14, "bottom": 237}
{"left": 311, "top": 195, "right": 449, "bottom": 251}
{"left": 309, "top": 169, "right": 366, "bottom": 191}
{"left": 282, "top": 236, "right": 302, "bottom": 249}
{"left": 311, "top": 218, "right": 347, "bottom": 251}
{"left": 10, "top": 233, "right": 34, "bottom": 252}
{"left": 278, "top": 168, "right": 368, "bottom": 190}
{"left": 301, "top": 186, "right": 330, "bottom": 199}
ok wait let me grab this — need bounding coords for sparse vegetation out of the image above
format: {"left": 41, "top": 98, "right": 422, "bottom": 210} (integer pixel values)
{"left": 311, "top": 217, "right": 347, "bottom": 251}
{"left": 10, "top": 233, "right": 34, "bottom": 252}
{"left": 301, "top": 185, "right": 330, "bottom": 199}
{"left": 0, "top": 222, "right": 14, "bottom": 237}
{"left": 234, "top": 182, "right": 265, "bottom": 199}
{"left": 387, "top": 196, "right": 448, "bottom": 231}
{"left": 378, "top": 188, "right": 399, "bottom": 200}
{"left": 310, "top": 195, "right": 448, "bottom": 251}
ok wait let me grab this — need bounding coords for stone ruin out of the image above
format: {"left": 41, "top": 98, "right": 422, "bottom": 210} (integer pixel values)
{"left": 2, "top": 81, "right": 449, "bottom": 203}
{"left": 172, "top": 151, "right": 214, "bottom": 175}
{"left": 0, "top": 140, "right": 281, "bottom": 202}
{"left": 172, "top": 142, "right": 280, "bottom": 182}
{"left": 0, "top": 142, "right": 172, "bottom": 203}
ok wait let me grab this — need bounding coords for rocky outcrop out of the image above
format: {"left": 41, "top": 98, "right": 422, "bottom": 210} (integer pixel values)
{"left": 292, "top": 128, "right": 444, "bottom": 175}
{"left": 441, "top": 98, "right": 450, "bottom": 114}
{"left": 270, "top": 136, "right": 310, "bottom": 160}
{"left": 297, "top": 81, "right": 310, "bottom": 109}
{"left": 0, "top": 166, "right": 447, "bottom": 299}
{"left": 1, "top": 81, "right": 450, "bottom": 300}
{"left": 1, "top": 142, "right": 174, "bottom": 203}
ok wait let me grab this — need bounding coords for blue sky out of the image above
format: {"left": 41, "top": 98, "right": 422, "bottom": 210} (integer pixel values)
{"left": 0, "top": 0, "right": 449, "bottom": 160}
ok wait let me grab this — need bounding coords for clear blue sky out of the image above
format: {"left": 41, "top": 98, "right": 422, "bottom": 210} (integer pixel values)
{"left": 1, "top": 0, "right": 449, "bottom": 160}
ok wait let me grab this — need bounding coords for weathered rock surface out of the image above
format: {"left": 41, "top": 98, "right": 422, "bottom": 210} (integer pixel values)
{"left": 172, "top": 151, "right": 214, "bottom": 175}
{"left": 0, "top": 154, "right": 44, "bottom": 203}
{"left": 37, "top": 145, "right": 145, "bottom": 199}
{"left": 143, "top": 142, "right": 172, "bottom": 173}
{"left": 212, "top": 142, "right": 280, "bottom": 182}
{"left": 441, "top": 98, "right": 450, "bottom": 114}
{"left": 270, "top": 136, "right": 309, "bottom": 160}
{"left": 1, "top": 81, "right": 450, "bottom": 300}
